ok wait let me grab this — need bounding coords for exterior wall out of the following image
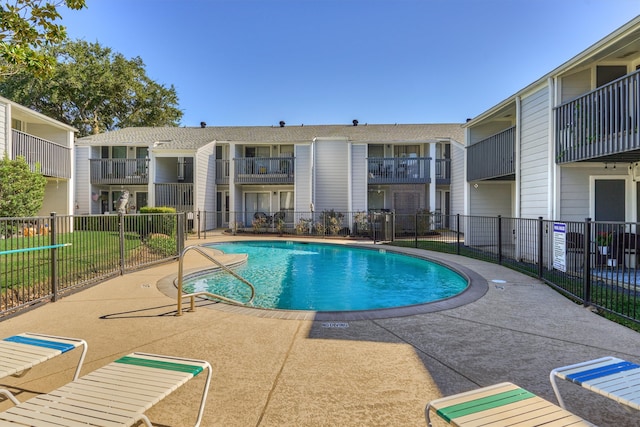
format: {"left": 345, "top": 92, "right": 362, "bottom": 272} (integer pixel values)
{"left": 195, "top": 143, "right": 215, "bottom": 213}
{"left": 314, "top": 139, "right": 349, "bottom": 213}
{"left": 559, "top": 166, "right": 628, "bottom": 221}
{"left": 75, "top": 146, "right": 92, "bottom": 214}
{"left": 40, "top": 179, "right": 69, "bottom": 216}
{"left": 467, "top": 182, "right": 512, "bottom": 245}
{"left": 294, "top": 144, "right": 311, "bottom": 214}
{"left": 519, "top": 87, "right": 550, "bottom": 219}
{"left": 560, "top": 68, "right": 590, "bottom": 104}
{"left": 351, "top": 143, "right": 367, "bottom": 212}
{"left": 450, "top": 142, "right": 464, "bottom": 216}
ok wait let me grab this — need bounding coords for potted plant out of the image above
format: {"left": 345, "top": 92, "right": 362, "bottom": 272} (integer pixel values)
{"left": 596, "top": 231, "right": 612, "bottom": 254}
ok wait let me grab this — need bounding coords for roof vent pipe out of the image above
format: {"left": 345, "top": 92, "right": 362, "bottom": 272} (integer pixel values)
{"left": 279, "top": 121, "right": 285, "bottom": 127}
{"left": 352, "top": 119, "right": 358, "bottom": 126}
{"left": 200, "top": 121, "right": 206, "bottom": 128}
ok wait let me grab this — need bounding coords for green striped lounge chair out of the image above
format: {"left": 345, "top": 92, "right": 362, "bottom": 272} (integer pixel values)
{"left": 551, "top": 356, "right": 640, "bottom": 411}
{"left": 425, "top": 382, "right": 595, "bottom": 426}
{"left": 0, "top": 332, "right": 88, "bottom": 405}
{"left": 0, "top": 352, "right": 212, "bottom": 427}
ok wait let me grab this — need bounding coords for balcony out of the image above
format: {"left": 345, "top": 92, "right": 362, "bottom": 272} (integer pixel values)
{"left": 11, "top": 130, "right": 71, "bottom": 179}
{"left": 155, "top": 183, "right": 193, "bottom": 212}
{"left": 368, "top": 157, "right": 431, "bottom": 184}
{"left": 216, "top": 159, "right": 229, "bottom": 184}
{"left": 89, "top": 159, "right": 149, "bottom": 185}
{"left": 555, "top": 71, "right": 640, "bottom": 164}
{"left": 467, "top": 127, "right": 515, "bottom": 181}
{"left": 234, "top": 157, "right": 294, "bottom": 184}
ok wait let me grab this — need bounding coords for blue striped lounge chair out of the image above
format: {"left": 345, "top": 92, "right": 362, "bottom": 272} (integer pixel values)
{"left": 0, "top": 332, "right": 87, "bottom": 405}
{"left": 551, "top": 356, "right": 640, "bottom": 411}
{"left": 426, "top": 382, "right": 595, "bottom": 426}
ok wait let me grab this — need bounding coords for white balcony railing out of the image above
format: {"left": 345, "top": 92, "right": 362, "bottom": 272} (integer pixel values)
{"left": 11, "top": 130, "right": 71, "bottom": 179}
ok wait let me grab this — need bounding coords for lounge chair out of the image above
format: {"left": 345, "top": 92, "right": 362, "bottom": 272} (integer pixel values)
{"left": 0, "top": 332, "right": 87, "bottom": 405}
{"left": 425, "top": 382, "right": 595, "bottom": 426}
{"left": 0, "top": 351, "right": 212, "bottom": 427}
{"left": 550, "top": 356, "right": 640, "bottom": 411}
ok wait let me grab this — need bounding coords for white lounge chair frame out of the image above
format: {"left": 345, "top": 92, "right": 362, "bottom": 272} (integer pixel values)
{"left": 425, "top": 381, "right": 595, "bottom": 426}
{"left": 551, "top": 356, "right": 640, "bottom": 411}
{"left": 0, "top": 351, "right": 212, "bottom": 427}
{"left": 0, "top": 332, "right": 87, "bottom": 405}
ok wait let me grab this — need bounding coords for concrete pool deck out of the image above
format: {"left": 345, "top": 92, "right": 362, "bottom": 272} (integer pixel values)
{"left": 0, "top": 233, "right": 639, "bottom": 426}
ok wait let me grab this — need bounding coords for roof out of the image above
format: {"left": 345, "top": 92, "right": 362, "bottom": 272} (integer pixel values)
{"left": 76, "top": 123, "right": 464, "bottom": 150}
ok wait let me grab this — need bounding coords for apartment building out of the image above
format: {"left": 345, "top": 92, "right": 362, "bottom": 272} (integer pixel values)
{"left": 0, "top": 96, "right": 77, "bottom": 217}
{"left": 76, "top": 122, "right": 463, "bottom": 231}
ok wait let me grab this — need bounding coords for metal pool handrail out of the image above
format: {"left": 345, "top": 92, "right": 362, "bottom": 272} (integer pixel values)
{"left": 176, "top": 244, "right": 256, "bottom": 316}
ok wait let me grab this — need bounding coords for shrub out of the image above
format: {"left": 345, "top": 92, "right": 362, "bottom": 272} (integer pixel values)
{"left": 139, "top": 207, "right": 176, "bottom": 237}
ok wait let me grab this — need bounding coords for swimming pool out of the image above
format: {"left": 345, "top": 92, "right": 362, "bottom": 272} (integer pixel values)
{"left": 183, "top": 241, "right": 468, "bottom": 312}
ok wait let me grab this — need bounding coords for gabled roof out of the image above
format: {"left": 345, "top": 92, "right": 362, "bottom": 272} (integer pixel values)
{"left": 76, "top": 123, "right": 464, "bottom": 150}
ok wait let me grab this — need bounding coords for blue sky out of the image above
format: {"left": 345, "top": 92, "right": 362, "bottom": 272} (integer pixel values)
{"left": 60, "top": 0, "right": 639, "bottom": 127}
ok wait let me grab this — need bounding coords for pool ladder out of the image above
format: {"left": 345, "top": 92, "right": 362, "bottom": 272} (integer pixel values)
{"left": 176, "top": 245, "right": 256, "bottom": 316}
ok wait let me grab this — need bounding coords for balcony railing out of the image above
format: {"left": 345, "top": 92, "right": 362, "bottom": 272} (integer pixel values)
{"left": 155, "top": 183, "right": 193, "bottom": 212}
{"left": 89, "top": 159, "right": 149, "bottom": 185}
{"left": 11, "top": 130, "right": 71, "bottom": 179}
{"left": 435, "top": 158, "right": 451, "bottom": 184}
{"left": 216, "top": 159, "right": 229, "bottom": 184}
{"left": 467, "top": 127, "right": 515, "bottom": 181}
{"left": 368, "top": 157, "right": 431, "bottom": 184}
{"left": 555, "top": 70, "right": 640, "bottom": 164}
{"left": 234, "top": 157, "right": 294, "bottom": 184}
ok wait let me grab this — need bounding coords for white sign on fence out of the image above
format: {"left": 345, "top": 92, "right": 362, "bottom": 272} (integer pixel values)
{"left": 553, "top": 222, "right": 566, "bottom": 272}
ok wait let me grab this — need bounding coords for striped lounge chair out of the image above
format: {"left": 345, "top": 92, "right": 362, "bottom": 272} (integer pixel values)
{"left": 551, "top": 356, "right": 640, "bottom": 411}
{"left": 0, "top": 332, "right": 87, "bottom": 405}
{"left": 425, "top": 382, "right": 595, "bottom": 426}
{"left": 0, "top": 352, "right": 212, "bottom": 427}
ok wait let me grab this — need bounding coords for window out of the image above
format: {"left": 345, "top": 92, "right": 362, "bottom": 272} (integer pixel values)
{"left": 394, "top": 145, "right": 420, "bottom": 157}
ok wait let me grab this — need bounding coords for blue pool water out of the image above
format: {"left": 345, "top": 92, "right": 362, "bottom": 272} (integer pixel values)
{"left": 184, "top": 241, "right": 468, "bottom": 312}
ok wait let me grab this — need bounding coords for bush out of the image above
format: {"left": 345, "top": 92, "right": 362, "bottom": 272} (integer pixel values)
{"left": 139, "top": 207, "right": 176, "bottom": 237}
{"left": 146, "top": 233, "right": 177, "bottom": 257}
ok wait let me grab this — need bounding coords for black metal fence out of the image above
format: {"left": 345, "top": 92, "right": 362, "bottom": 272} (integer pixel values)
{"left": 1, "top": 212, "right": 185, "bottom": 318}
{"left": 3, "top": 210, "right": 639, "bottom": 326}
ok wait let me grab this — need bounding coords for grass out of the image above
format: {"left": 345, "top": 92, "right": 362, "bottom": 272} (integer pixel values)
{"left": 1, "top": 231, "right": 175, "bottom": 291}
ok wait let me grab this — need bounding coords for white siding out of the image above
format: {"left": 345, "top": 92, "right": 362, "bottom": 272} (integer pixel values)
{"left": 294, "top": 144, "right": 311, "bottom": 214}
{"left": 520, "top": 87, "right": 550, "bottom": 219}
{"left": 467, "top": 182, "right": 512, "bottom": 245}
{"left": 195, "top": 143, "right": 216, "bottom": 230}
{"left": 351, "top": 144, "right": 367, "bottom": 212}
{"left": 559, "top": 166, "right": 626, "bottom": 221}
{"left": 450, "top": 143, "right": 464, "bottom": 216}
{"left": 315, "top": 139, "right": 349, "bottom": 213}
{"left": 75, "top": 146, "right": 92, "bottom": 214}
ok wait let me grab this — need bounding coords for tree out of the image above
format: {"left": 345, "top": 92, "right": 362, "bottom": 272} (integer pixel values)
{"left": 0, "top": 154, "right": 46, "bottom": 218}
{"left": 0, "top": 40, "right": 183, "bottom": 136}
{"left": 0, "top": 0, "right": 86, "bottom": 78}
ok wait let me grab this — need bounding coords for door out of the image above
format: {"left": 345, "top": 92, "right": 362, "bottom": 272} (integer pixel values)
{"left": 245, "top": 192, "right": 270, "bottom": 225}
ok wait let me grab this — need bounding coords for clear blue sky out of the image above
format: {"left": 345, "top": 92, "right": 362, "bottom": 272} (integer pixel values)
{"left": 60, "top": 0, "right": 639, "bottom": 127}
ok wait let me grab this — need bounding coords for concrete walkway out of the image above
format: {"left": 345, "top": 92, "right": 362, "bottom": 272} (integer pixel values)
{"left": 0, "top": 234, "right": 638, "bottom": 426}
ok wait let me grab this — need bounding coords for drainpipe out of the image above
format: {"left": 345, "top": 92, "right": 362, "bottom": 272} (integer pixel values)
{"left": 549, "top": 76, "right": 558, "bottom": 220}
{"left": 311, "top": 138, "right": 316, "bottom": 221}
{"left": 429, "top": 143, "right": 436, "bottom": 215}
{"left": 514, "top": 96, "right": 522, "bottom": 262}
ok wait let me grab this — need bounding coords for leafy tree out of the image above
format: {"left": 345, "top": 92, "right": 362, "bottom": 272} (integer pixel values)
{"left": 0, "top": 39, "right": 183, "bottom": 136}
{"left": 0, "top": 0, "right": 86, "bottom": 78}
{"left": 0, "top": 154, "right": 46, "bottom": 217}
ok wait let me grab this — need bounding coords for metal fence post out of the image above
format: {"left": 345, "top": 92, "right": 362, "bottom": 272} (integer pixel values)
{"left": 197, "top": 210, "right": 201, "bottom": 240}
{"left": 456, "top": 214, "right": 461, "bottom": 255}
{"left": 50, "top": 212, "right": 58, "bottom": 302}
{"left": 118, "top": 212, "right": 125, "bottom": 275}
{"left": 583, "top": 217, "right": 592, "bottom": 307}
{"left": 414, "top": 212, "right": 418, "bottom": 248}
{"left": 497, "top": 215, "right": 503, "bottom": 265}
{"left": 177, "top": 213, "right": 185, "bottom": 255}
{"left": 537, "top": 217, "right": 543, "bottom": 278}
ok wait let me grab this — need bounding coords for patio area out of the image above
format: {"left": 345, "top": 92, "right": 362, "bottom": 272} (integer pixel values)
{"left": 0, "top": 234, "right": 638, "bottom": 426}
